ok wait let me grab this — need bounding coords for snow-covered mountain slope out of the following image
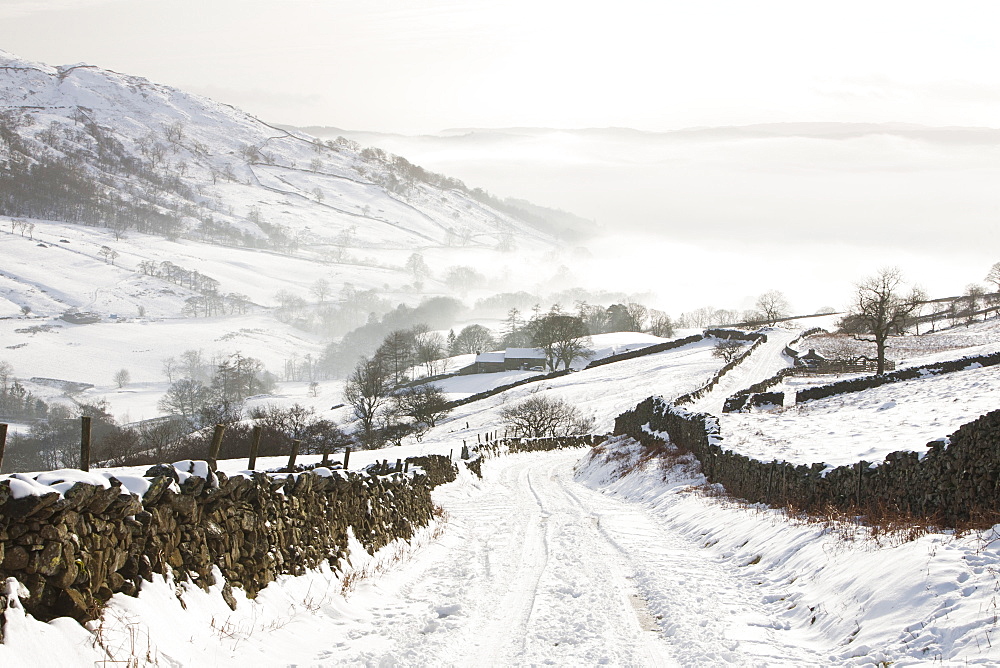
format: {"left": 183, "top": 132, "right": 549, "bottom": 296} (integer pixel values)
{"left": 0, "top": 49, "right": 559, "bottom": 253}
{"left": 0, "top": 49, "right": 582, "bottom": 394}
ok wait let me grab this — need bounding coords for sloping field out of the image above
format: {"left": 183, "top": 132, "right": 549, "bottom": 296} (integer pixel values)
{"left": 720, "top": 320, "right": 1000, "bottom": 467}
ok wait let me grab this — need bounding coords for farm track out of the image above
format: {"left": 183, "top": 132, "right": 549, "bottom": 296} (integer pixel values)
{"left": 307, "top": 450, "right": 825, "bottom": 666}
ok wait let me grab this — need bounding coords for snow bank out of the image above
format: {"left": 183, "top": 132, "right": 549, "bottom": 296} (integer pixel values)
{"left": 576, "top": 438, "right": 1000, "bottom": 665}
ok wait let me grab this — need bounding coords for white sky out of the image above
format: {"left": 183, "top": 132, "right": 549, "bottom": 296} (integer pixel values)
{"left": 3, "top": 0, "right": 1000, "bottom": 133}
{"left": 3, "top": 0, "right": 999, "bottom": 310}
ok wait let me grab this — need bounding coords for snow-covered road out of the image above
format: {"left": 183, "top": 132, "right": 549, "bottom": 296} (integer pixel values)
{"left": 11, "top": 446, "right": 1000, "bottom": 666}
{"left": 309, "top": 449, "right": 824, "bottom": 666}
{"left": 691, "top": 328, "right": 800, "bottom": 415}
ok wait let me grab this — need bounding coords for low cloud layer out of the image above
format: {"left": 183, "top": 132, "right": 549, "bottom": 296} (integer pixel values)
{"left": 328, "top": 123, "right": 1000, "bottom": 312}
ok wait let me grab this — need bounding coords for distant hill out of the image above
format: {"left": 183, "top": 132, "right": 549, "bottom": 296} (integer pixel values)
{"left": 0, "top": 49, "right": 564, "bottom": 254}
{"left": 280, "top": 124, "right": 601, "bottom": 242}
{"left": 0, "top": 49, "right": 588, "bottom": 394}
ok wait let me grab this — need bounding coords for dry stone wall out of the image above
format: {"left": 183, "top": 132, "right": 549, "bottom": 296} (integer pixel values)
{"left": 675, "top": 333, "right": 767, "bottom": 405}
{"left": 796, "top": 351, "right": 1000, "bottom": 403}
{"left": 584, "top": 335, "right": 704, "bottom": 369}
{"left": 467, "top": 434, "right": 599, "bottom": 476}
{"left": 0, "top": 455, "right": 456, "bottom": 626}
{"left": 614, "top": 396, "right": 1000, "bottom": 526}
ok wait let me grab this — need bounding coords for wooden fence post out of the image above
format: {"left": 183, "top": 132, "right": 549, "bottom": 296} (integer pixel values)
{"left": 248, "top": 425, "right": 262, "bottom": 470}
{"left": 343, "top": 446, "right": 351, "bottom": 470}
{"left": 395, "top": 458, "right": 402, "bottom": 473}
{"left": 856, "top": 462, "right": 864, "bottom": 507}
{"left": 0, "top": 423, "right": 7, "bottom": 473}
{"left": 208, "top": 424, "right": 225, "bottom": 471}
{"left": 287, "top": 439, "right": 301, "bottom": 471}
{"left": 80, "top": 416, "right": 92, "bottom": 472}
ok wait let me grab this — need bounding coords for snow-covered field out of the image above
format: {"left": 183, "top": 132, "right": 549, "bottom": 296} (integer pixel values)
{"left": 719, "top": 321, "right": 1000, "bottom": 467}
{"left": 429, "top": 335, "right": 724, "bottom": 437}
{"left": 722, "top": 361, "right": 1000, "bottom": 467}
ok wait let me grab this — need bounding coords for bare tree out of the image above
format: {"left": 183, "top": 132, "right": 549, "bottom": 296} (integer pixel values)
{"left": 343, "top": 356, "right": 392, "bottom": 447}
{"left": 712, "top": 339, "right": 745, "bottom": 363}
{"left": 240, "top": 143, "right": 263, "bottom": 165}
{"left": 158, "top": 379, "right": 211, "bottom": 425}
{"left": 391, "top": 384, "right": 451, "bottom": 432}
{"left": 499, "top": 395, "right": 593, "bottom": 438}
{"left": 986, "top": 262, "right": 1000, "bottom": 293}
{"left": 963, "top": 284, "right": 986, "bottom": 324}
{"left": 164, "top": 121, "right": 185, "bottom": 144}
{"left": 649, "top": 310, "right": 675, "bottom": 338}
{"left": 138, "top": 417, "right": 189, "bottom": 461}
{"left": 310, "top": 278, "right": 331, "bottom": 304}
{"left": 530, "top": 311, "right": 592, "bottom": 371}
{"left": 414, "top": 330, "right": 447, "bottom": 376}
{"left": 113, "top": 368, "right": 131, "bottom": 389}
{"left": 444, "top": 266, "right": 485, "bottom": 295}
{"left": 405, "top": 253, "right": 430, "bottom": 280}
{"left": 755, "top": 290, "right": 790, "bottom": 326}
{"left": 451, "top": 324, "right": 496, "bottom": 355}
{"left": 840, "top": 268, "right": 921, "bottom": 375}
{"left": 162, "top": 357, "right": 180, "bottom": 383}
{"left": 0, "top": 361, "right": 13, "bottom": 392}
{"left": 376, "top": 329, "right": 417, "bottom": 386}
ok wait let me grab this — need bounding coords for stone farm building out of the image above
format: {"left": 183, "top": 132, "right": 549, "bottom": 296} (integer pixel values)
{"left": 460, "top": 348, "right": 548, "bottom": 374}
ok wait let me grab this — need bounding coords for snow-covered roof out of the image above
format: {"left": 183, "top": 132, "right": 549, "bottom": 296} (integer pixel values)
{"left": 475, "top": 352, "right": 505, "bottom": 363}
{"left": 505, "top": 348, "right": 546, "bottom": 359}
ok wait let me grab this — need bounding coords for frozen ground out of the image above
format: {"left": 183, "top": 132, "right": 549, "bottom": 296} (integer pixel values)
{"left": 721, "top": 360, "right": 1000, "bottom": 467}
{"left": 5, "top": 320, "right": 1000, "bottom": 665}
{"left": 6, "top": 444, "right": 1000, "bottom": 666}
{"left": 720, "top": 319, "right": 1000, "bottom": 467}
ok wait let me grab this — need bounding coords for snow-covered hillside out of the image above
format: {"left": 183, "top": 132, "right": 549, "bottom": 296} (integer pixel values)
{"left": 4, "top": 316, "right": 1000, "bottom": 664}
{"left": 0, "top": 49, "right": 593, "bottom": 407}
{"left": 0, "top": 49, "right": 560, "bottom": 253}
{"left": 720, "top": 321, "right": 1000, "bottom": 467}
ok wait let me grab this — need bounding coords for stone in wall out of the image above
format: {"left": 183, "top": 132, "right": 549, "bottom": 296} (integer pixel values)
{"left": 0, "top": 457, "right": 457, "bottom": 625}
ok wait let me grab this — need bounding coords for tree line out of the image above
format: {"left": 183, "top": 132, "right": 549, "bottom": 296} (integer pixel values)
{"left": 0, "top": 362, "right": 48, "bottom": 421}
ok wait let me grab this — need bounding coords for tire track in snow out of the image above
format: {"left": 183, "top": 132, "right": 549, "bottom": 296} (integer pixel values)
{"left": 515, "top": 454, "right": 676, "bottom": 666}
{"left": 568, "top": 465, "right": 828, "bottom": 666}
{"left": 304, "top": 449, "right": 824, "bottom": 666}
{"left": 472, "top": 465, "right": 554, "bottom": 664}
